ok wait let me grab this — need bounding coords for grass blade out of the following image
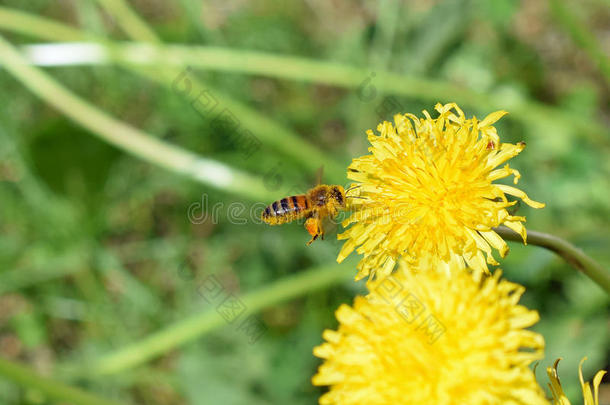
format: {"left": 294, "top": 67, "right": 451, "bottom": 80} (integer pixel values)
{"left": 0, "top": 34, "right": 271, "bottom": 201}
{"left": 75, "top": 262, "right": 354, "bottom": 376}
{"left": 0, "top": 357, "right": 126, "bottom": 405}
{"left": 0, "top": 7, "right": 606, "bottom": 145}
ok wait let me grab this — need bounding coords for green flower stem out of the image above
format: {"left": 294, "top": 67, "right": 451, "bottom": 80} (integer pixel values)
{"left": 495, "top": 226, "right": 610, "bottom": 294}
{"left": 0, "top": 357, "right": 125, "bottom": 405}
{"left": 73, "top": 262, "right": 354, "bottom": 376}
{"left": 0, "top": 34, "right": 272, "bottom": 202}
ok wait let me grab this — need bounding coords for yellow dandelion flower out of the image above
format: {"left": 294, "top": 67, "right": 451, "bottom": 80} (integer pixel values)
{"left": 312, "top": 266, "right": 547, "bottom": 405}
{"left": 338, "top": 102, "right": 545, "bottom": 280}
{"left": 547, "top": 358, "right": 607, "bottom": 405}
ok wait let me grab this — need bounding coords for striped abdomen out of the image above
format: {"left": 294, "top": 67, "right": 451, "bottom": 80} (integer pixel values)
{"left": 262, "top": 195, "right": 311, "bottom": 225}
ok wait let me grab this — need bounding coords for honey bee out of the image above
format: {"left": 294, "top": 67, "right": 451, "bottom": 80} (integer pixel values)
{"left": 261, "top": 184, "right": 350, "bottom": 245}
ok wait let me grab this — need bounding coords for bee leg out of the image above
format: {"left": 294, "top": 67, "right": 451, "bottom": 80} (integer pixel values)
{"left": 305, "top": 217, "right": 323, "bottom": 246}
{"left": 318, "top": 222, "right": 326, "bottom": 241}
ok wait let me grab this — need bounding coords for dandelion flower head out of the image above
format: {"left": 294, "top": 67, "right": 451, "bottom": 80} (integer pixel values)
{"left": 338, "top": 103, "right": 545, "bottom": 280}
{"left": 312, "top": 265, "right": 547, "bottom": 405}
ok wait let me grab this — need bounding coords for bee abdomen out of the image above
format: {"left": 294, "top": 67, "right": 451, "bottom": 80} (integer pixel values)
{"left": 262, "top": 195, "right": 309, "bottom": 224}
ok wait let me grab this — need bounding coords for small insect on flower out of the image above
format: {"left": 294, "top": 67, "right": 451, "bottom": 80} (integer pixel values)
{"left": 261, "top": 184, "right": 359, "bottom": 245}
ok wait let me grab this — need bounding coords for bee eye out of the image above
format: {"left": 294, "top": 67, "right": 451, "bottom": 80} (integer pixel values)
{"left": 333, "top": 187, "right": 344, "bottom": 205}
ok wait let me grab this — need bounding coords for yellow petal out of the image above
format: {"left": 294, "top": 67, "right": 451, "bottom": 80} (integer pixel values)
{"left": 480, "top": 230, "right": 509, "bottom": 257}
{"left": 479, "top": 110, "right": 508, "bottom": 127}
{"left": 489, "top": 164, "right": 522, "bottom": 184}
{"left": 497, "top": 184, "right": 546, "bottom": 209}
{"left": 593, "top": 370, "right": 607, "bottom": 405}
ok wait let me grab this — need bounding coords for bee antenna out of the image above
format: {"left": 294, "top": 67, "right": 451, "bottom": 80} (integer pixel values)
{"left": 346, "top": 196, "right": 368, "bottom": 200}
{"left": 345, "top": 184, "right": 361, "bottom": 195}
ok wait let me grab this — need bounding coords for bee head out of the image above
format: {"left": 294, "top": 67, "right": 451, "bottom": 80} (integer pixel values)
{"left": 330, "top": 185, "right": 346, "bottom": 208}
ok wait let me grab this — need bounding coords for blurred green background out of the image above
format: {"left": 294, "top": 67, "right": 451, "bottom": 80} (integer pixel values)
{"left": 0, "top": 0, "right": 608, "bottom": 404}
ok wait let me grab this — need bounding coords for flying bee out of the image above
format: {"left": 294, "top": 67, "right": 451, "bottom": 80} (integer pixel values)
{"left": 261, "top": 184, "right": 350, "bottom": 245}
{"left": 261, "top": 166, "right": 365, "bottom": 245}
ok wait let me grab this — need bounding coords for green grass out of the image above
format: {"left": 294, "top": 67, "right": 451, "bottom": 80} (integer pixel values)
{"left": 0, "top": 1, "right": 608, "bottom": 404}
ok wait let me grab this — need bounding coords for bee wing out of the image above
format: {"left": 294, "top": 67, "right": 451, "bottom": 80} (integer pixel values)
{"left": 321, "top": 214, "right": 340, "bottom": 240}
{"left": 314, "top": 165, "right": 324, "bottom": 186}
